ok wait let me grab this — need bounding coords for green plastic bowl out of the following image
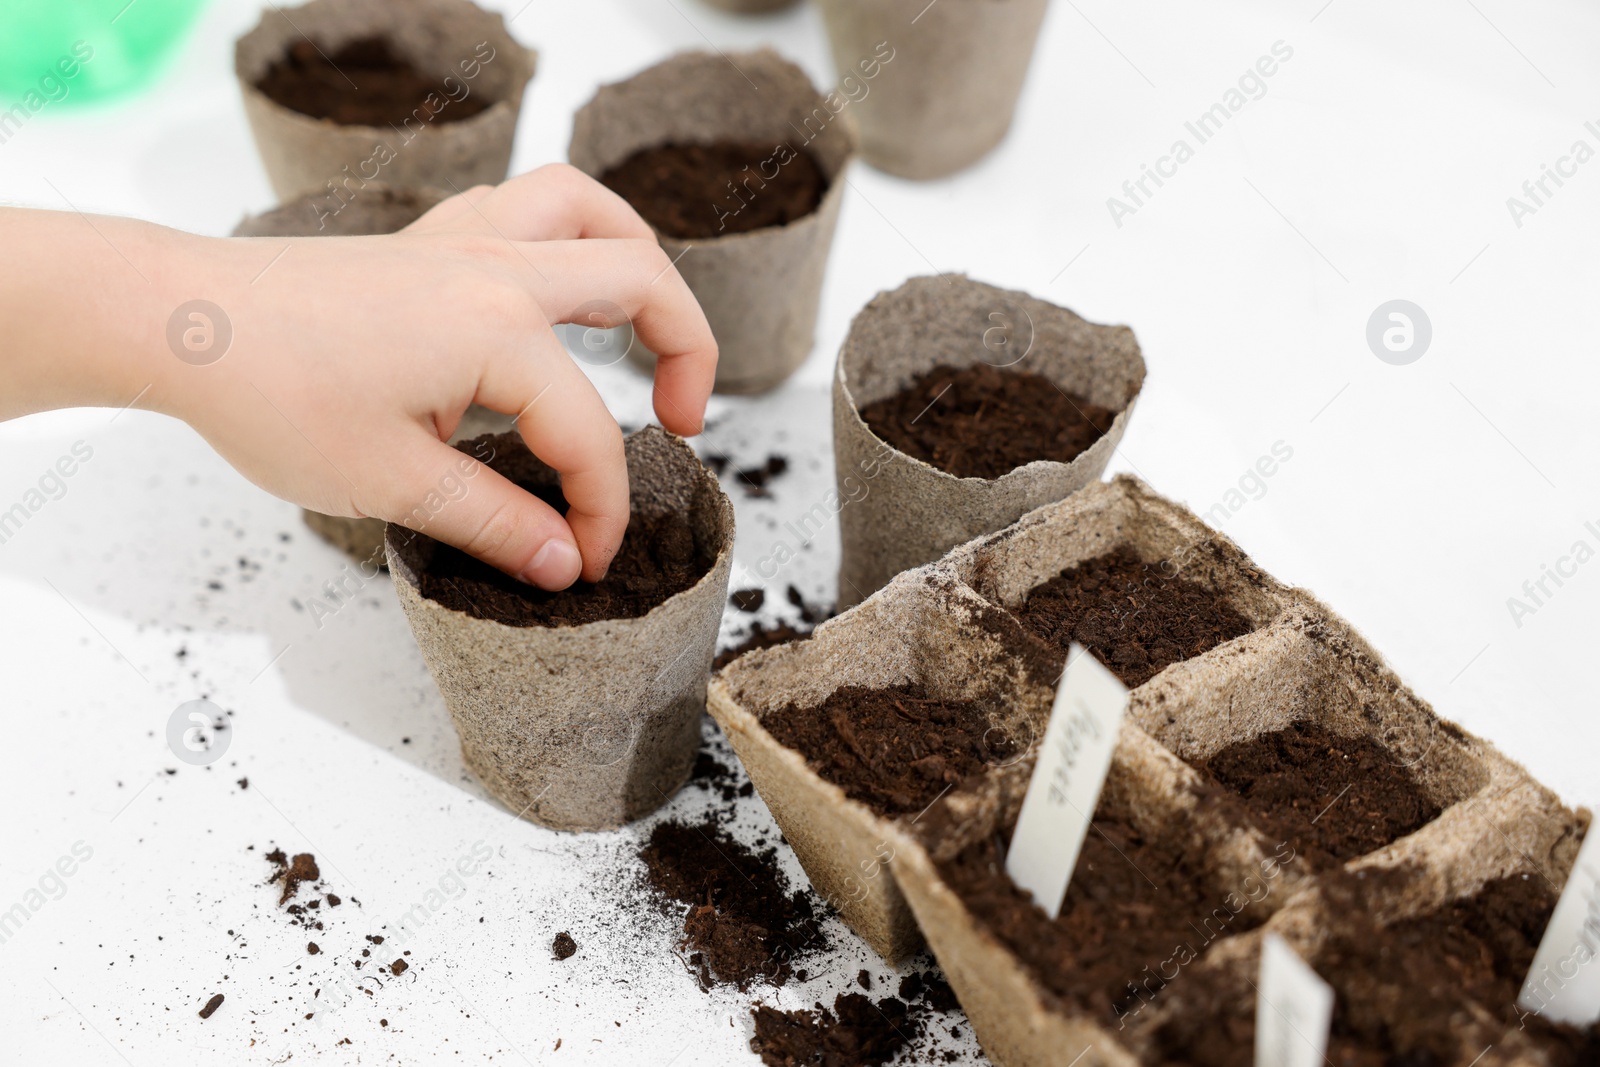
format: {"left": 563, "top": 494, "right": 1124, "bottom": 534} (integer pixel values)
{"left": 0, "top": 0, "right": 208, "bottom": 104}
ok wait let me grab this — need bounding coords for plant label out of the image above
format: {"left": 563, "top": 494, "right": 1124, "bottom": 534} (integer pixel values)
{"left": 1005, "top": 644, "right": 1128, "bottom": 920}
{"left": 1518, "top": 828, "right": 1600, "bottom": 1027}
{"left": 1256, "top": 932, "right": 1334, "bottom": 1067}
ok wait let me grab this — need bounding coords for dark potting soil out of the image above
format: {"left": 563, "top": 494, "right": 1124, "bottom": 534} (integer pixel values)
{"left": 735, "top": 455, "right": 790, "bottom": 498}
{"left": 750, "top": 992, "right": 913, "bottom": 1067}
{"left": 261, "top": 845, "right": 348, "bottom": 934}
{"left": 1011, "top": 546, "right": 1256, "bottom": 688}
{"left": 715, "top": 591, "right": 828, "bottom": 671}
{"left": 714, "top": 620, "right": 811, "bottom": 671}
{"left": 690, "top": 749, "right": 753, "bottom": 804}
{"left": 1150, "top": 866, "right": 1595, "bottom": 1067}
{"left": 266, "top": 848, "right": 321, "bottom": 906}
{"left": 640, "top": 819, "right": 827, "bottom": 990}
{"left": 857, "top": 363, "right": 1117, "bottom": 481}
{"left": 787, "top": 585, "right": 829, "bottom": 625}
{"left": 256, "top": 36, "right": 492, "bottom": 126}
{"left": 599, "top": 142, "right": 828, "bottom": 240}
{"left": 749, "top": 973, "right": 965, "bottom": 1067}
{"left": 760, "top": 683, "right": 1023, "bottom": 816}
{"left": 552, "top": 931, "right": 577, "bottom": 960}
{"left": 415, "top": 482, "right": 714, "bottom": 627}
{"left": 1197, "top": 720, "right": 1444, "bottom": 868}
{"left": 731, "top": 588, "right": 766, "bottom": 613}
{"left": 937, "top": 807, "right": 1258, "bottom": 1026}
{"left": 1311, "top": 870, "right": 1587, "bottom": 1067}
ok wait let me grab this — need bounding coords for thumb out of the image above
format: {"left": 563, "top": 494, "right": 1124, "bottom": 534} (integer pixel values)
{"left": 382, "top": 436, "right": 583, "bottom": 591}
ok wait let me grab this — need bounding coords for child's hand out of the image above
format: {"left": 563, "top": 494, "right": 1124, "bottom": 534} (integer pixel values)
{"left": 1, "top": 165, "right": 716, "bottom": 590}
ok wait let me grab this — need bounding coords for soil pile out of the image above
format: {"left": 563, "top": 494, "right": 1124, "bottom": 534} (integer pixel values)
{"left": 640, "top": 819, "right": 827, "bottom": 990}
{"left": 749, "top": 972, "right": 965, "bottom": 1067}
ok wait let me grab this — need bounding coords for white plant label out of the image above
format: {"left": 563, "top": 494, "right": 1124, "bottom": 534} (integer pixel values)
{"left": 1256, "top": 933, "right": 1334, "bottom": 1067}
{"left": 1518, "top": 828, "right": 1600, "bottom": 1026}
{"left": 1004, "top": 644, "right": 1129, "bottom": 920}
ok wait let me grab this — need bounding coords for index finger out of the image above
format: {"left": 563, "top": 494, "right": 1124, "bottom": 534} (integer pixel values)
{"left": 512, "top": 238, "right": 718, "bottom": 436}
{"left": 410, "top": 165, "right": 656, "bottom": 244}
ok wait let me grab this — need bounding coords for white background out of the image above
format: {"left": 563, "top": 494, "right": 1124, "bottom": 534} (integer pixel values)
{"left": 2, "top": 0, "right": 1598, "bottom": 1062}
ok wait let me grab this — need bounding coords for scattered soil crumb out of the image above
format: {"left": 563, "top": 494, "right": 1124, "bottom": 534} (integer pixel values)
{"left": 730, "top": 589, "right": 765, "bottom": 613}
{"left": 714, "top": 621, "right": 813, "bottom": 671}
{"left": 735, "top": 455, "right": 790, "bottom": 498}
{"left": 265, "top": 848, "right": 321, "bottom": 906}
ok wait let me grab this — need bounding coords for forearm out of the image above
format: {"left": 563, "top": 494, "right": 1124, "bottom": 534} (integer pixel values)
{"left": 0, "top": 208, "right": 201, "bottom": 420}
{"left": 0, "top": 167, "right": 718, "bottom": 587}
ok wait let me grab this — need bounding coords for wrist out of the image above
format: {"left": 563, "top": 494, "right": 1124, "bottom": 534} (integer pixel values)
{"left": 137, "top": 226, "right": 252, "bottom": 426}
{"left": 0, "top": 210, "right": 216, "bottom": 420}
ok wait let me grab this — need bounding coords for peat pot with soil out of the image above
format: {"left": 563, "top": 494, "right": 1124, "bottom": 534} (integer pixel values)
{"left": 236, "top": 0, "right": 536, "bottom": 200}
{"left": 387, "top": 427, "right": 735, "bottom": 832}
{"left": 834, "top": 274, "right": 1145, "bottom": 610}
{"left": 233, "top": 183, "right": 513, "bottom": 566}
{"left": 712, "top": 476, "right": 1596, "bottom": 1065}
{"left": 815, "top": 0, "right": 1049, "bottom": 179}
{"left": 569, "top": 49, "right": 857, "bottom": 395}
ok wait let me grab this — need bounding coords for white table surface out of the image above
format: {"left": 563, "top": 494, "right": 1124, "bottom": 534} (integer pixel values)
{"left": 3, "top": 0, "right": 1598, "bottom": 1062}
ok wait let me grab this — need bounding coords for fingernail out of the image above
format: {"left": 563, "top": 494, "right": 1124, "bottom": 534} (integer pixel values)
{"left": 520, "top": 539, "right": 582, "bottom": 590}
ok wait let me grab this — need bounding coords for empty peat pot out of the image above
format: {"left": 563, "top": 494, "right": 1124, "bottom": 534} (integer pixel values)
{"left": 236, "top": 0, "right": 536, "bottom": 200}
{"left": 387, "top": 428, "right": 735, "bottom": 831}
{"left": 814, "top": 0, "right": 1048, "bottom": 178}
{"left": 232, "top": 183, "right": 512, "bottom": 565}
{"left": 834, "top": 274, "right": 1145, "bottom": 609}
{"left": 569, "top": 49, "right": 857, "bottom": 394}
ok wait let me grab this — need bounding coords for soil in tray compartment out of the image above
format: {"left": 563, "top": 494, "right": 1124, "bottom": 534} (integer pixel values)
{"left": 1312, "top": 869, "right": 1595, "bottom": 1067}
{"left": 857, "top": 362, "right": 1117, "bottom": 481}
{"left": 760, "top": 682, "right": 1024, "bottom": 816}
{"left": 256, "top": 36, "right": 492, "bottom": 126}
{"left": 1012, "top": 545, "right": 1256, "bottom": 688}
{"left": 599, "top": 141, "right": 828, "bottom": 240}
{"left": 1196, "top": 720, "right": 1444, "bottom": 868}
{"left": 1147, "top": 865, "right": 1598, "bottom": 1067}
{"left": 414, "top": 481, "right": 713, "bottom": 627}
{"left": 938, "top": 805, "right": 1261, "bottom": 1027}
